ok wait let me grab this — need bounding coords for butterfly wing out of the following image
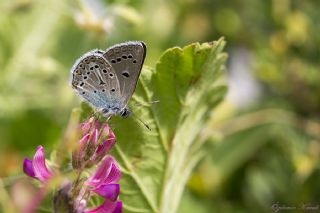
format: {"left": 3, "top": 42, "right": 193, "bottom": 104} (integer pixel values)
{"left": 70, "top": 50, "right": 123, "bottom": 113}
{"left": 103, "top": 41, "right": 146, "bottom": 107}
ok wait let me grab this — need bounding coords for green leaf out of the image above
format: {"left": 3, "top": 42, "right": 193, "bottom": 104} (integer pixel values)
{"left": 111, "top": 39, "right": 227, "bottom": 213}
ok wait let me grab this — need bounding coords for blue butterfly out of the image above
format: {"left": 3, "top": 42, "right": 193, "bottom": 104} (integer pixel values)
{"left": 70, "top": 41, "right": 146, "bottom": 119}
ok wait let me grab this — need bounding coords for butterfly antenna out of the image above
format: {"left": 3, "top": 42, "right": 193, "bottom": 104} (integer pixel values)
{"left": 131, "top": 113, "right": 151, "bottom": 131}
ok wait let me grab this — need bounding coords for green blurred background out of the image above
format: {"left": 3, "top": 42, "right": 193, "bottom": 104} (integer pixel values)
{"left": 0, "top": 0, "right": 320, "bottom": 212}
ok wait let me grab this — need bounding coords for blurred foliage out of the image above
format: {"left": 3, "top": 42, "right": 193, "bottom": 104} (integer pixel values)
{"left": 0, "top": 0, "right": 320, "bottom": 212}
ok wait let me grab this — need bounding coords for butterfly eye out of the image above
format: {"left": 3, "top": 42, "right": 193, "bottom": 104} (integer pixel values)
{"left": 120, "top": 108, "right": 130, "bottom": 118}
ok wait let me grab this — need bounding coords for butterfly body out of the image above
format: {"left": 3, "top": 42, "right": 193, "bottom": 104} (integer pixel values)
{"left": 70, "top": 41, "right": 146, "bottom": 119}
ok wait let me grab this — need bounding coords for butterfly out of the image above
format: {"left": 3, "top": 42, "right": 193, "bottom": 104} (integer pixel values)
{"left": 70, "top": 41, "right": 146, "bottom": 119}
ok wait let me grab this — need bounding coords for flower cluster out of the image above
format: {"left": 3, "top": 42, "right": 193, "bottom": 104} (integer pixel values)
{"left": 23, "top": 117, "right": 122, "bottom": 213}
{"left": 72, "top": 117, "right": 116, "bottom": 169}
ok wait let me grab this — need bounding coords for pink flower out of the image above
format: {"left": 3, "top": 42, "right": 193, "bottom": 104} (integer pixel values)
{"left": 23, "top": 146, "right": 53, "bottom": 182}
{"left": 23, "top": 118, "right": 122, "bottom": 213}
{"left": 85, "top": 200, "right": 122, "bottom": 213}
{"left": 87, "top": 156, "right": 121, "bottom": 188}
{"left": 83, "top": 156, "right": 122, "bottom": 213}
{"left": 73, "top": 117, "right": 116, "bottom": 169}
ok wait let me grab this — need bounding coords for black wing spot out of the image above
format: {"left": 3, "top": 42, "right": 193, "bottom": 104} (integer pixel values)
{"left": 80, "top": 82, "right": 84, "bottom": 87}
{"left": 84, "top": 59, "right": 89, "bottom": 63}
{"left": 116, "top": 58, "right": 121, "bottom": 62}
{"left": 87, "top": 72, "right": 90, "bottom": 75}
{"left": 111, "top": 88, "right": 115, "bottom": 92}
{"left": 128, "top": 55, "right": 133, "bottom": 59}
{"left": 94, "top": 90, "right": 97, "bottom": 93}
{"left": 122, "top": 55, "right": 127, "bottom": 59}
{"left": 90, "top": 67, "right": 94, "bottom": 70}
{"left": 79, "top": 63, "right": 84, "bottom": 68}
{"left": 103, "top": 69, "right": 107, "bottom": 73}
{"left": 82, "top": 91, "right": 85, "bottom": 94}
{"left": 84, "top": 76, "right": 88, "bottom": 80}
{"left": 133, "top": 60, "right": 137, "bottom": 63}
{"left": 122, "top": 71, "right": 130, "bottom": 78}
{"left": 111, "top": 59, "right": 116, "bottom": 63}
{"left": 109, "top": 73, "right": 114, "bottom": 78}
{"left": 95, "top": 65, "right": 99, "bottom": 68}
{"left": 102, "top": 89, "right": 105, "bottom": 92}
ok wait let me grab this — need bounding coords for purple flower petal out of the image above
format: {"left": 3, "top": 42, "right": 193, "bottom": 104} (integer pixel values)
{"left": 103, "top": 162, "right": 121, "bottom": 184}
{"left": 100, "top": 124, "right": 111, "bottom": 140}
{"left": 23, "top": 158, "right": 35, "bottom": 178}
{"left": 72, "top": 133, "right": 91, "bottom": 169}
{"left": 99, "top": 124, "right": 115, "bottom": 145}
{"left": 82, "top": 117, "right": 94, "bottom": 134}
{"left": 78, "top": 133, "right": 91, "bottom": 157}
{"left": 92, "top": 129, "right": 99, "bottom": 145}
{"left": 33, "top": 146, "right": 53, "bottom": 182}
{"left": 94, "top": 127, "right": 116, "bottom": 162}
{"left": 87, "top": 156, "right": 121, "bottom": 187}
{"left": 80, "top": 133, "right": 91, "bottom": 146}
{"left": 87, "top": 156, "right": 113, "bottom": 187}
{"left": 112, "top": 201, "right": 122, "bottom": 213}
{"left": 84, "top": 200, "right": 119, "bottom": 213}
{"left": 95, "top": 137, "right": 116, "bottom": 159}
{"left": 95, "top": 119, "right": 102, "bottom": 131}
{"left": 92, "top": 184, "right": 120, "bottom": 201}
{"left": 107, "top": 128, "right": 116, "bottom": 142}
